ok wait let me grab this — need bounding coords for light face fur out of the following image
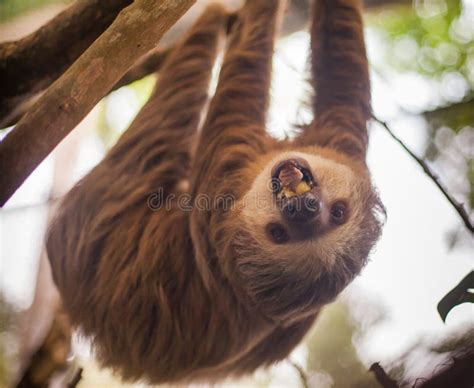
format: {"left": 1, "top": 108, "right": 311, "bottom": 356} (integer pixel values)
{"left": 229, "top": 148, "right": 381, "bottom": 322}
{"left": 46, "top": 0, "right": 384, "bottom": 384}
{"left": 242, "top": 150, "right": 362, "bottom": 250}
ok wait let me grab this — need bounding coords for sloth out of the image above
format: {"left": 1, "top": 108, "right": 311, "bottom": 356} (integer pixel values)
{"left": 46, "top": 0, "right": 384, "bottom": 384}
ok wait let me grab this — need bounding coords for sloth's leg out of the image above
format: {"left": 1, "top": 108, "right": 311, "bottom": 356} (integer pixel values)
{"left": 106, "top": 4, "right": 228, "bottom": 194}
{"left": 297, "top": 0, "right": 370, "bottom": 159}
{"left": 191, "top": 0, "right": 285, "bottom": 196}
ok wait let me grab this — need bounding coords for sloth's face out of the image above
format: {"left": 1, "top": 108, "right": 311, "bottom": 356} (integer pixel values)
{"left": 233, "top": 150, "right": 383, "bottom": 319}
{"left": 241, "top": 150, "right": 368, "bottom": 259}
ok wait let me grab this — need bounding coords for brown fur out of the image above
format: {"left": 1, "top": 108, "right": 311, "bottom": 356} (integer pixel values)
{"left": 46, "top": 0, "right": 384, "bottom": 384}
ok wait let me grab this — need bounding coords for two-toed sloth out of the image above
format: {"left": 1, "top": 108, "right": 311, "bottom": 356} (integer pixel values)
{"left": 47, "top": 0, "right": 384, "bottom": 383}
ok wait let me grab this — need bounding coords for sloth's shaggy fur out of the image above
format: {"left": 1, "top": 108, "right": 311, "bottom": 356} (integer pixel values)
{"left": 47, "top": 0, "right": 384, "bottom": 383}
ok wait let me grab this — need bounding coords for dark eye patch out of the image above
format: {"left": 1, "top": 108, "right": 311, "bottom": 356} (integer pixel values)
{"left": 330, "top": 201, "right": 348, "bottom": 225}
{"left": 266, "top": 223, "right": 289, "bottom": 244}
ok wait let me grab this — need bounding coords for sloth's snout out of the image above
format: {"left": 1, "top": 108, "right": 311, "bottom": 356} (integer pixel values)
{"left": 281, "top": 192, "right": 320, "bottom": 223}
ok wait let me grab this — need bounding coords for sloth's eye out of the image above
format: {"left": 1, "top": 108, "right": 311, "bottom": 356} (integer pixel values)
{"left": 331, "top": 202, "right": 347, "bottom": 224}
{"left": 266, "top": 223, "right": 289, "bottom": 244}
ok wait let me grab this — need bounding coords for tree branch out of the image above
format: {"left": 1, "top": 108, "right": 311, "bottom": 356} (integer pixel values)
{"left": 0, "top": 0, "right": 196, "bottom": 207}
{"left": 0, "top": 46, "right": 173, "bottom": 128}
{"left": 288, "top": 360, "right": 309, "bottom": 388}
{"left": 0, "top": 0, "right": 133, "bottom": 121}
{"left": 372, "top": 116, "right": 474, "bottom": 233}
{"left": 111, "top": 46, "right": 172, "bottom": 92}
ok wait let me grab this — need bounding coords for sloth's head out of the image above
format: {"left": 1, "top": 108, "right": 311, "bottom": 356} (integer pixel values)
{"left": 226, "top": 149, "right": 384, "bottom": 321}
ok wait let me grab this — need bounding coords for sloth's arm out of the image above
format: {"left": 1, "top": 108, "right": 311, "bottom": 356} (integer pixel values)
{"left": 46, "top": 5, "right": 228, "bottom": 323}
{"left": 191, "top": 0, "right": 284, "bottom": 197}
{"left": 105, "top": 4, "right": 227, "bottom": 193}
{"left": 298, "top": 0, "right": 371, "bottom": 159}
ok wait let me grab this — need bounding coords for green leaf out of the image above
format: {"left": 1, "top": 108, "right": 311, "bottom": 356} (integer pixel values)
{"left": 437, "top": 271, "right": 474, "bottom": 322}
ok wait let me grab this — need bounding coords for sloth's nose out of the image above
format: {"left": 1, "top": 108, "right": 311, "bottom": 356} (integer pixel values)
{"left": 281, "top": 193, "right": 320, "bottom": 223}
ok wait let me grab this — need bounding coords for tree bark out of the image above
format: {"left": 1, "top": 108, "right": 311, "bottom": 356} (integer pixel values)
{"left": 0, "top": 46, "right": 172, "bottom": 128}
{"left": 112, "top": 46, "right": 172, "bottom": 92}
{"left": 0, "top": 0, "right": 196, "bottom": 207}
{"left": 0, "top": 0, "right": 133, "bottom": 121}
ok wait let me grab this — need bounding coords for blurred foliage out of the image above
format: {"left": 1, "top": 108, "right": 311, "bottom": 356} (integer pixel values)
{"left": 424, "top": 100, "right": 474, "bottom": 133}
{"left": 0, "top": 0, "right": 71, "bottom": 22}
{"left": 424, "top": 103, "right": 474, "bottom": 210}
{"left": 305, "top": 302, "right": 382, "bottom": 388}
{"left": 368, "top": 0, "right": 472, "bottom": 82}
{"left": 367, "top": 5, "right": 473, "bottom": 378}
{"left": 368, "top": 0, "right": 474, "bottom": 219}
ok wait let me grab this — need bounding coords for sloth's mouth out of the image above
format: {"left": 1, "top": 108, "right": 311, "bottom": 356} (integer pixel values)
{"left": 270, "top": 158, "right": 314, "bottom": 199}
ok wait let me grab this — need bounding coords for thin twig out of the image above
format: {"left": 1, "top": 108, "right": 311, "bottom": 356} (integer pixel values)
{"left": 67, "top": 367, "right": 83, "bottom": 388}
{"left": 288, "top": 359, "right": 309, "bottom": 388}
{"left": 370, "top": 362, "right": 399, "bottom": 388}
{"left": 372, "top": 115, "right": 474, "bottom": 233}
